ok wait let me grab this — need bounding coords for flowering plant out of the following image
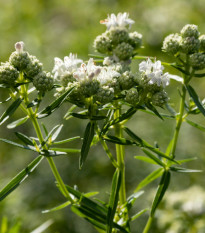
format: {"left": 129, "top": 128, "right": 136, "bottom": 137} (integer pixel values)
{"left": 0, "top": 13, "right": 205, "bottom": 233}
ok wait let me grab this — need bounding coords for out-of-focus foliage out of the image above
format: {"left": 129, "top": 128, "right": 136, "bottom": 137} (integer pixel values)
{"left": 0, "top": 0, "right": 205, "bottom": 233}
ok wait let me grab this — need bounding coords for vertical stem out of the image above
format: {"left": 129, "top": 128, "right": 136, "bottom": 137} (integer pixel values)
{"left": 142, "top": 216, "right": 154, "bottom": 233}
{"left": 114, "top": 105, "right": 126, "bottom": 205}
{"left": 171, "top": 85, "right": 186, "bottom": 158}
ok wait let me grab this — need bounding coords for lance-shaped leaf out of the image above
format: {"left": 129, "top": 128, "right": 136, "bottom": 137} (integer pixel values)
{"left": 15, "top": 132, "right": 34, "bottom": 146}
{"left": 7, "top": 116, "right": 28, "bottom": 129}
{"left": 0, "top": 98, "right": 22, "bottom": 125}
{"left": 38, "top": 87, "right": 74, "bottom": 118}
{"left": 134, "top": 156, "right": 157, "bottom": 165}
{"left": 185, "top": 119, "right": 205, "bottom": 132}
{"left": 42, "top": 201, "right": 71, "bottom": 213}
{"left": 0, "top": 138, "right": 37, "bottom": 152}
{"left": 40, "top": 149, "right": 67, "bottom": 157}
{"left": 186, "top": 85, "right": 205, "bottom": 116}
{"left": 194, "top": 73, "right": 205, "bottom": 78}
{"left": 126, "top": 191, "right": 144, "bottom": 211}
{"left": 0, "top": 96, "right": 11, "bottom": 104}
{"left": 49, "top": 148, "right": 80, "bottom": 153}
{"left": 145, "top": 102, "right": 163, "bottom": 120}
{"left": 80, "top": 122, "right": 95, "bottom": 168}
{"left": 142, "top": 149, "right": 166, "bottom": 167}
{"left": 135, "top": 168, "right": 164, "bottom": 192}
{"left": 130, "top": 208, "right": 149, "bottom": 222}
{"left": 124, "top": 127, "right": 178, "bottom": 163}
{"left": 103, "top": 135, "right": 135, "bottom": 146}
{"left": 107, "top": 170, "right": 121, "bottom": 233}
{"left": 151, "top": 170, "right": 171, "bottom": 216}
{"left": 101, "top": 107, "right": 137, "bottom": 135}
{"left": 53, "top": 136, "right": 80, "bottom": 145}
{"left": 0, "top": 155, "right": 43, "bottom": 201}
{"left": 170, "top": 167, "right": 202, "bottom": 173}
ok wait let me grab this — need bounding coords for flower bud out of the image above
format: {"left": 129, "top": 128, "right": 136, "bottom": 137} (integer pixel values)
{"left": 180, "top": 36, "right": 200, "bottom": 54}
{"left": 125, "top": 88, "right": 139, "bottom": 105}
{"left": 162, "top": 33, "right": 181, "bottom": 55}
{"left": 25, "top": 55, "right": 43, "bottom": 79}
{"left": 181, "top": 24, "right": 199, "bottom": 39}
{"left": 128, "top": 31, "right": 142, "bottom": 50}
{"left": 65, "top": 81, "right": 85, "bottom": 106}
{"left": 119, "top": 71, "right": 136, "bottom": 90}
{"left": 107, "top": 28, "right": 129, "bottom": 45}
{"left": 94, "top": 86, "right": 114, "bottom": 104}
{"left": 33, "top": 71, "right": 53, "bottom": 92}
{"left": 79, "top": 79, "right": 100, "bottom": 98}
{"left": 199, "top": 35, "right": 205, "bottom": 52}
{"left": 190, "top": 53, "right": 205, "bottom": 70}
{"left": 0, "top": 63, "right": 19, "bottom": 86}
{"left": 93, "top": 33, "right": 112, "bottom": 54}
{"left": 9, "top": 51, "right": 30, "bottom": 71}
{"left": 113, "top": 42, "right": 134, "bottom": 60}
{"left": 151, "top": 91, "right": 168, "bottom": 107}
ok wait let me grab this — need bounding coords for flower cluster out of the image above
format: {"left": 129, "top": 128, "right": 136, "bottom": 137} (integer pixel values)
{"left": 162, "top": 24, "right": 205, "bottom": 70}
{"left": 94, "top": 12, "right": 142, "bottom": 62}
{"left": 0, "top": 42, "right": 53, "bottom": 92}
{"left": 138, "top": 58, "right": 170, "bottom": 107}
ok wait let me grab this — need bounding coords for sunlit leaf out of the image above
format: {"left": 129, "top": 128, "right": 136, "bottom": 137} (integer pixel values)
{"left": 170, "top": 167, "right": 202, "bottom": 173}
{"left": 130, "top": 208, "right": 149, "bottom": 222}
{"left": 134, "top": 156, "right": 158, "bottom": 165}
{"left": 185, "top": 119, "right": 205, "bottom": 132}
{"left": 7, "top": 116, "right": 28, "bottom": 129}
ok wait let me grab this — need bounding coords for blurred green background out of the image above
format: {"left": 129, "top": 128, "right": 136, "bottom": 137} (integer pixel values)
{"left": 0, "top": 0, "right": 205, "bottom": 232}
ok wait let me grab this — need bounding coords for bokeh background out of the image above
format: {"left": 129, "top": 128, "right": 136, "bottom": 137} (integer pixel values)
{"left": 0, "top": 0, "right": 205, "bottom": 232}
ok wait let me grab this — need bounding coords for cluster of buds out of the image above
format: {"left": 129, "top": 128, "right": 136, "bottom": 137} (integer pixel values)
{"left": 0, "top": 42, "right": 53, "bottom": 92}
{"left": 162, "top": 24, "right": 205, "bottom": 70}
{"left": 93, "top": 13, "right": 142, "bottom": 62}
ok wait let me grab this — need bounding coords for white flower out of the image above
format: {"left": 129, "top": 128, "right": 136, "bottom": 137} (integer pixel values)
{"left": 73, "top": 58, "right": 101, "bottom": 81}
{"left": 15, "top": 41, "right": 24, "bottom": 53}
{"left": 100, "top": 12, "right": 134, "bottom": 30}
{"left": 52, "top": 53, "right": 82, "bottom": 80}
{"left": 97, "top": 66, "right": 120, "bottom": 85}
{"left": 139, "top": 58, "right": 170, "bottom": 88}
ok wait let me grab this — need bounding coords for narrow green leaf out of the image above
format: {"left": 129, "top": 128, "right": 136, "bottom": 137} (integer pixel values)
{"left": 142, "top": 149, "right": 166, "bottom": 167}
{"left": 41, "top": 123, "right": 48, "bottom": 136}
{"left": 80, "top": 122, "right": 95, "bottom": 168}
{"left": 51, "top": 124, "right": 63, "bottom": 141}
{"left": 0, "top": 96, "right": 11, "bottom": 104}
{"left": 50, "top": 148, "right": 80, "bottom": 153}
{"left": 38, "top": 87, "right": 74, "bottom": 118}
{"left": 103, "top": 135, "right": 135, "bottom": 145}
{"left": 170, "top": 167, "right": 202, "bottom": 173}
{"left": 30, "top": 220, "right": 53, "bottom": 233}
{"left": 186, "top": 85, "right": 205, "bottom": 116}
{"left": 71, "top": 113, "right": 89, "bottom": 119}
{"left": 126, "top": 191, "right": 144, "bottom": 211}
{"left": 176, "top": 157, "right": 197, "bottom": 164}
{"left": 53, "top": 136, "right": 80, "bottom": 145}
{"left": 0, "top": 138, "right": 37, "bottom": 151}
{"left": 27, "top": 98, "right": 41, "bottom": 108}
{"left": 107, "top": 170, "right": 121, "bottom": 233}
{"left": 0, "top": 98, "right": 22, "bottom": 125}
{"left": 151, "top": 170, "right": 171, "bottom": 216}
{"left": 145, "top": 102, "right": 163, "bottom": 120}
{"left": 7, "top": 116, "right": 28, "bottom": 129}
{"left": 194, "top": 73, "right": 205, "bottom": 78}
{"left": 15, "top": 132, "right": 34, "bottom": 146}
{"left": 135, "top": 168, "right": 164, "bottom": 192}
{"left": 42, "top": 201, "right": 71, "bottom": 213}
{"left": 0, "top": 155, "right": 43, "bottom": 201}
{"left": 41, "top": 125, "right": 61, "bottom": 147}
{"left": 134, "top": 156, "right": 157, "bottom": 165}
{"left": 40, "top": 150, "right": 67, "bottom": 157}
{"left": 185, "top": 119, "right": 205, "bottom": 132}
{"left": 130, "top": 208, "right": 149, "bottom": 222}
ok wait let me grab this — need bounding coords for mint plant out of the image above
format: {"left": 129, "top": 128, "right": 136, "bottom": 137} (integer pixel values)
{"left": 0, "top": 13, "right": 205, "bottom": 233}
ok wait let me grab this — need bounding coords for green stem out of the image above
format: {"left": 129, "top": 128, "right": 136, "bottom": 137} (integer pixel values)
{"left": 171, "top": 85, "right": 186, "bottom": 158}
{"left": 142, "top": 216, "right": 154, "bottom": 233}
{"left": 114, "top": 105, "right": 126, "bottom": 205}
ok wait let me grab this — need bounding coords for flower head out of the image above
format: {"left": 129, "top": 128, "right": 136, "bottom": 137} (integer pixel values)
{"left": 52, "top": 53, "right": 82, "bottom": 80}
{"left": 139, "top": 58, "right": 170, "bottom": 88}
{"left": 73, "top": 58, "right": 101, "bottom": 81}
{"left": 97, "top": 66, "right": 120, "bottom": 85}
{"left": 100, "top": 12, "right": 134, "bottom": 30}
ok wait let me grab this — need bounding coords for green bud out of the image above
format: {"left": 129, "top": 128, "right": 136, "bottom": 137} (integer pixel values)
{"left": 79, "top": 79, "right": 100, "bottom": 98}
{"left": 25, "top": 55, "right": 43, "bottom": 79}
{"left": 93, "top": 33, "right": 112, "bottom": 54}
{"left": 0, "top": 63, "right": 19, "bottom": 86}
{"left": 9, "top": 51, "right": 30, "bottom": 71}
{"left": 128, "top": 31, "right": 142, "bottom": 50}
{"left": 60, "top": 74, "right": 75, "bottom": 87}
{"left": 199, "top": 35, "right": 205, "bottom": 52}
{"left": 180, "top": 36, "right": 200, "bottom": 54}
{"left": 162, "top": 33, "right": 181, "bottom": 55}
{"left": 107, "top": 77, "right": 121, "bottom": 94}
{"left": 125, "top": 88, "right": 139, "bottom": 105}
{"left": 94, "top": 86, "right": 114, "bottom": 104}
{"left": 107, "top": 28, "right": 129, "bottom": 45}
{"left": 66, "top": 82, "right": 85, "bottom": 106}
{"left": 119, "top": 71, "right": 136, "bottom": 90}
{"left": 190, "top": 53, "right": 205, "bottom": 70}
{"left": 113, "top": 42, "right": 134, "bottom": 60}
{"left": 151, "top": 91, "right": 168, "bottom": 107}
{"left": 181, "top": 24, "right": 199, "bottom": 38}
{"left": 33, "top": 71, "right": 53, "bottom": 92}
